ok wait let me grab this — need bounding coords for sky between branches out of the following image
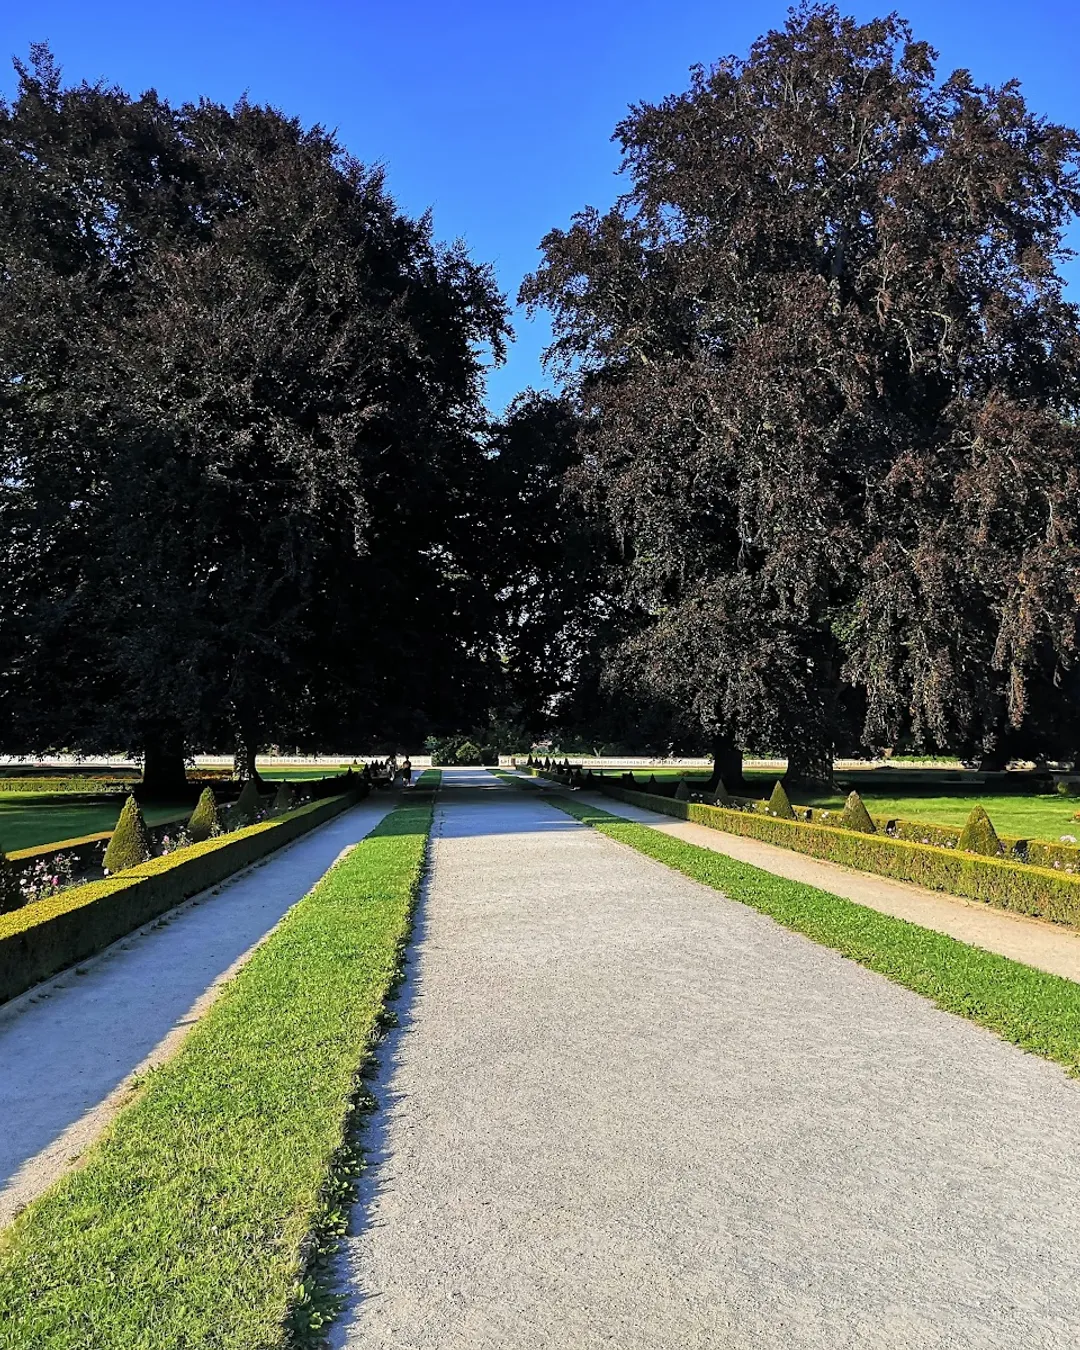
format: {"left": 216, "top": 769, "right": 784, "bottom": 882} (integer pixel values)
{"left": 6, "top": 0, "right": 1079, "bottom": 411}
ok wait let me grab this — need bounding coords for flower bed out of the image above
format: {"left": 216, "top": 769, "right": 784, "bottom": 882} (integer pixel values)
{"left": 0, "top": 792, "right": 361, "bottom": 1004}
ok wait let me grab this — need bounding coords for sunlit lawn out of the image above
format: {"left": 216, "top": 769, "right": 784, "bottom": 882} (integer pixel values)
{"left": 0, "top": 798, "right": 190, "bottom": 853}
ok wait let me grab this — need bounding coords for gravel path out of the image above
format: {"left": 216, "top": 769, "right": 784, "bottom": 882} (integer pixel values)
{"left": 333, "top": 768, "right": 1080, "bottom": 1349}
{"left": 0, "top": 797, "right": 396, "bottom": 1227}
{"left": 564, "top": 786, "right": 1080, "bottom": 983}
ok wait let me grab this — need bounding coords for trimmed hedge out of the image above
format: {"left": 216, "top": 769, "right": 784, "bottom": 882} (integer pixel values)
{"left": 598, "top": 783, "right": 1080, "bottom": 928}
{"left": 102, "top": 795, "right": 151, "bottom": 874}
{"left": 0, "top": 778, "right": 131, "bottom": 794}
{"left": 577, "top": 769, "right": 1080, "bottom": 876}
{"left": 0, "top": 793, "right": 360, "bottom": 1004}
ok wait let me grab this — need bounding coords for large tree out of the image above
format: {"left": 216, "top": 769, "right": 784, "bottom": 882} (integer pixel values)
{"left": 522, "top": 5, "right": 1080, "bottom": 783}
{"left": 0, "top": 48, "right": 508, "bottom": 789}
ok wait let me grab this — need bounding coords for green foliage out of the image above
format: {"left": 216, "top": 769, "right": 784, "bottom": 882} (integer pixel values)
{"left": 273, "top": 780, "right": 296, "bottom": 813}
{"left": 229, "top": 779, "right": 262, "bottom": 829}
{"left": 674, "top": 777, "right": 691, "bottom": 800}
{"left": 187, "top": 788, "right": 219, "bottom": 843}
{"left": 712, "top": 777, "right": 732, "bottom": 806}
{"left": 0, "top": 796, "right": 357, "bottom": 1004}
{"left": 1056, "top": 780, "right": 1080, "bottom": 797}
{"left": 102, "top": 796, "right": 151, "bottom": 874}
{"left": 0, "top": 803, "right": 433, "bottom": 1345}
{"left": 0, "top": 847, "right": 19, "bottom": 915}
{"left": 455, "top": 740, "right": 482, "bottom": 764}
{"left": 958, "top": 805, "right": 1003, "bottom": 857}
{"left": 767, "top": 780, "right": 795, "bottom": 819}
{"left": 840, "top": 790, "right": 876, "bottom": 835}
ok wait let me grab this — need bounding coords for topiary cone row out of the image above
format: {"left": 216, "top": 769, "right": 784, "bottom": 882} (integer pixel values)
{"left": 840, "top": 789, "right": 876, "bottom": 834}
{"left": 767, "top": 780, "right": 795, "bottom": 819}
{"left": 188, "top": 787, "right": 220, "bottom": 843}
{"left": 103, "top": 795, "right": 152, "bottom": 874}
{"left": 958, "top": 804, "right": 1003, "bottom": 857}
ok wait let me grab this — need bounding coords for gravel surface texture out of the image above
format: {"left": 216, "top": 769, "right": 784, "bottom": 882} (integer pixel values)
{"left": 0, "top": 797, "right": 396, "bottom": 1227}
{"left": 333, "top": 768, "right": 1080, "bottom": 1349}
{"left": 568, "top": 786, "right": 1080, "bottom": 983}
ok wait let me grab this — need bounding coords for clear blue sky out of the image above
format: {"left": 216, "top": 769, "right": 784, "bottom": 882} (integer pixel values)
{"left": 4, "top": 1, "right": 1079, "bottom": 410}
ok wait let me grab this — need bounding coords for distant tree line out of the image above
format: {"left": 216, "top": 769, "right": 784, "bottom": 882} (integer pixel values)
{"left": 3, "top": 7, "right": 1080, "bottom": 792}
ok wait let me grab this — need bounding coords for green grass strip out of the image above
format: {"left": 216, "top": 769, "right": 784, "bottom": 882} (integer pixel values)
{"left": 413, "top": 767, "right": 441, "bottom": 788}
{"left": 553, "top": 796, "right": 1080, "bottom": 1077}
{"left": 0, "top": 801, "right": 433, "bottom": 1349}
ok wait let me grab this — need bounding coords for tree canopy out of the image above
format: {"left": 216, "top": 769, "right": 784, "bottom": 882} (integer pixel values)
{"left": 0, "top": 46, "right": 508, "bottom": 786}
{"left": 3, "top": 10, "right": 1080, "bottom": 785}
{"left": 521, "top": 4, "right": 1080, "bottom": 780}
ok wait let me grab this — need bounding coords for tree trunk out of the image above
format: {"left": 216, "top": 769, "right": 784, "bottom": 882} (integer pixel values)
{"left": 234, "top": 730, "right": 267, "bottom": 788}
{"left": 705, "top": 732, "right": 745, "bottom": 792}
{"left": 783, "top": 741, "right": 834, "bottom": 791}
{"left": 141, "top": 738, "right": 189, "bottom": 800}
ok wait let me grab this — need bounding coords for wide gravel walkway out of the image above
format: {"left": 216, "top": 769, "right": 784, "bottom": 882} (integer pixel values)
{"left": 334, "top": 768, "right": 1080, "bottom": 1349}
{"left": 0, "top": 796, "right": 396, "bottom": 1226}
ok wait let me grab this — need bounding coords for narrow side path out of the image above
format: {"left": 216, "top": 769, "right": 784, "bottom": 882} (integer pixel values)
{"left": 566, "top": 787, "right": 1080, "bottom": 983}
{"left": 0, "top": 796, "right": 397, "bottom": 1226}
{"left": 332, "top": 770, "right": 1080, "bottom": 1349}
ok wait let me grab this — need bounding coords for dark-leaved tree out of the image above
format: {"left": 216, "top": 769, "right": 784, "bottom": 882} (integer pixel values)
{"left": 0, "top": 48, "right": 509, "bottom": 790}
{"left": 522, "top": 5, "right": 1080, "bottom": 784}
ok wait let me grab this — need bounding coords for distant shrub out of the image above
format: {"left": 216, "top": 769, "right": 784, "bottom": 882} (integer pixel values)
{"left": 675, "top": 778, "right": 691, "bottom": 801}
{"left": 103, "top": 796, "right": 152, "bottom": 874}
{"left": 230, "top": 780, "right": 263, "bottom": 828}
{"left": 840, "top": 790, "right": 876, "bottom": 834}
{"left": 1057, "top": 780, "right": 1080, "bottom": 797}
{"left": 188, "top": 788, "right": 220, "bottom": 843}
{"left": 767, "top": 781, "right": 795, "bottom": 819}
{"left": 455, "top": 741, "right": 481, "bottom": 765}
{"left": 958, "top": 805, "right": 1003, "bottom": 857}
{"left": 273, "top": 780, "right": 296, "bottom": 813}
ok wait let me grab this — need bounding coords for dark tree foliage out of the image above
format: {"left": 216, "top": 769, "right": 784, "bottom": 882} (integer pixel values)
{"left": 480, "top": 391, "right": 608, "bottom": 737}
{"left": 522, "top": 5, "right": 1080, "bottom": 782}
{"left": 0, "top": 48, "right": 508, "bottom": 787}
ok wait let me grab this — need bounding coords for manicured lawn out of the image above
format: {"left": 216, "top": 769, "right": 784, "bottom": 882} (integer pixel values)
{"left": 0, "top": 800, "right": 432, "bottom": 1348}
{"left": 794, "top": 791, "right": 1079, "bottom": 843}
{"left": 553, "top": 796, "right": 1080, "bottom": 1075}
{"left": 0, "top": 799, "right": 190, "bottom": 853}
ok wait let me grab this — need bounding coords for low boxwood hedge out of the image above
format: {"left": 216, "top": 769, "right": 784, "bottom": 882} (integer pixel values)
{"left": 0, "top": 778, "right": 131, "bottom": 794}
{"left": 0, "top": 793, "right": 361, "bottom": 1004}
{"left": 571, "top": 769, "right": 1080, "bottom": 877}
{"left": 599, "top": 783, "right": 1080, "bottom": 927}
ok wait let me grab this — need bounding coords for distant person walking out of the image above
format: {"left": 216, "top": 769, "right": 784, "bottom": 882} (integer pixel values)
{"left": 401, "top": 756, "right": 413, "bottom": 787}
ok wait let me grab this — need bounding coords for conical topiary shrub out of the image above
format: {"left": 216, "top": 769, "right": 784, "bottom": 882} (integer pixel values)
{"left": 188, "top": 787, "right": 220, "bottom": 843}
{"left": 767, "top": 781, "right": 796, "bottom": 819}
{"left": 675, "top": 777, "right": 691, "bottom": 801}
{"left": 712, "top": 777, "right": 732, "bottom": 805}
{"left": 840, "top": 789, "right": 876, "bottom": 834}
{"left": 103, "top": 795, "right": 151, "bottom": 874}
{"left": 229, "top": 779, "right": 262, "bottom": 829}
{"left": 273, "top": 779, "right": 296, "bottom": 813}
{"left": 958, "top": 804, "right": 1003, "bottom": 856}
{"left": 0, "top": 847, "right": 19, "bottom": 914}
